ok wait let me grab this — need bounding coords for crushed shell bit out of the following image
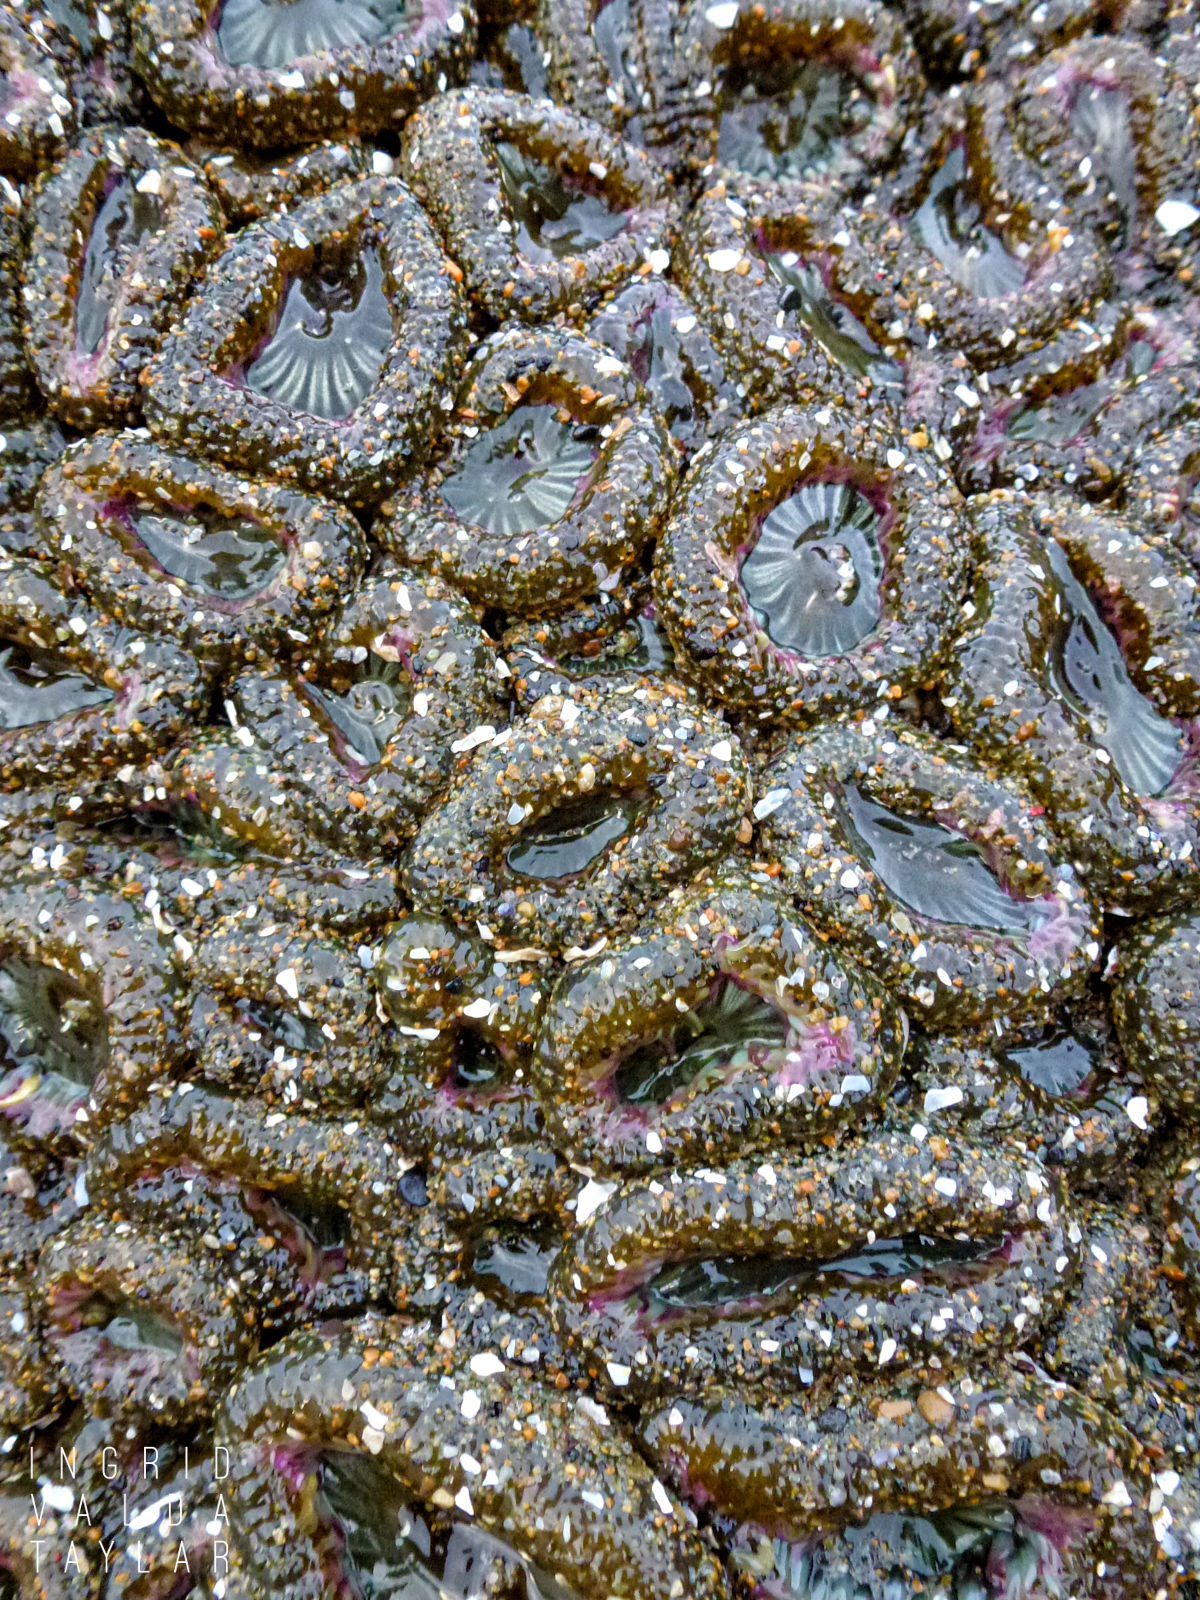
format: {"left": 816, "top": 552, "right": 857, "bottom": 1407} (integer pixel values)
{"left": 0, "top": 1, "right": 77, "bottom": 178}
{"left": 549, "top": 1128, "right": 1074, "bottom": 1399}
{"left": 943, "top": 493, "right": 1200, "bottom": 913}
{"left": 166, "top": 565, "right": 498, "bottom": 862}
{"left": 532, "top": 864, "right": 906, "bottom": 1170}
{"left": 186, "top": 136, "right": 376, "bottom": 228}
{"left": 215, "top": 1312, "right": 731, "bottom": 1600}
{"left": 653, "top": 403, "right": 967, "bottom": 728}
{"left": 641, "top": 1367, "right": 1199, "bottom": 1591}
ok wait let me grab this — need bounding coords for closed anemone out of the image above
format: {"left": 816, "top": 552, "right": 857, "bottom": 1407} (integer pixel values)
{"left": 911, "top": 145, "right": 1026, "bottom": 299}
{"left": 840, "top": 784, "right": 1043, "bottom": 933}
{"left": 506, "top": 791, "right": 644, "bottom": 882}
{"left": 216, "top": 0, "right": 409, "bottom": 68}
{"left": 763, "top": 1500, "right": 1074, "bottom": 1600}
{"left": 76, "top": 174, "right": 164, "bottom": 355}
{"left": 644, "top": 1233, "right": 1008, "bottom": 1316}
{"left": 495, "top": 140, "right": 629, "bottom": 263}
{"left": 127, "top": 505, "right": 286, "bottom": 600}
{"left": 765, "top": 252, "right": 901, "bottom": 387}
{"left": 246, "top": 246, "right": 392, "bottom": 422}
{"left": 613, "top": 979, "right": 788, "bottom": 1106}
{"left": 318, "top": 1452, "right": 580, "bottom": 1600}
{"left": 718, "top": 59, "right": 856, "bottom": 183}
{"left": 441, "top": 405, "right": 598, "bottom": 537}
{"left": 0, "top": 640, "right": 111, "bottom": 729}
{"left": 0, "top": 958, "right": 110, "bottom": 1095}
{"left": 741, "top": 483, "right": 884, "bottom": 658}
{"left": 1043, "top": 538, "right": 1182, "bottom": 798}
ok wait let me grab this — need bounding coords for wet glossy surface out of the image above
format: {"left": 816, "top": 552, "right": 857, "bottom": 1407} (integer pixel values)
{"left": 911, "top": 146, "right": 1026, "bottom": 299}
{"left": 998, "top": 1027, "right": 1098, "bottom": 1096}
{"left": 741, "top": 483, "right": 883, "bottom": 657}
{"left": 217, "top": 0, "right": 409, "bottom": 68}
{"left": 319, "top": 1451, "right": 579, "bottom": 1600}
{"left": 305, "top": 667, "right": 411, "bottom": 766}
{"left": 507, "top": 792, "right": 642, "bottom": 882}
{"left": 132, "top": 506, "right": 286, "bottom": 598}
{"left": 841, "top": 784, "right": 1043, "bottom": 931}
{"left": 495, "top": 140, "right": 628, "bottom": 263}
{"left": 0, "top": 641, "right": 112, "bottom": 729}
{"left": 442, "top": 405, "right": 597, "bottom": 536}
{"left": 747, "top": 1500, "right": 1076, "bottom": 1600}
{"left": 88, "top": 1300, "right": 185, "bottom": 1356}
{"left": 76, "top": 173, "right": 164, "bottom": 354}
{"left": 644, "top": 1232, "right": 1006, "bottom": 1314}
{"left": 1044, "top": 537, "right": 1182, "bottom": 795}
{"left": 470, "top": 1222, "right": 561, "bottom": 1301}
{"left": 1072, "top": 83, "right": 1136, "bottom": 242}
{"left": 246, "top": 247, "right": 392, "bottom": 420}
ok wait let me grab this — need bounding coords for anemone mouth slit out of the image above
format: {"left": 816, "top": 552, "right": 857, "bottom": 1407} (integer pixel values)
{"left": 0, "top": 958, "right": 110, "bottom": 1094}
{"left": 76, "top": 172, "right": 165, "bottom": 356}
{"left": 270, "top": 1188, "right": 349, "bottom": 1250}
{"left": 1070, "top": 81, "right": 1137, "bottom": 243}
{"left": 911, "top": 144, "right": 1027, "bottom": 300}
{"left": 840, "top": 784, "right": 1046, "bottom": 933}
{"left": 304, "top": 662, "right": 411, "bottom": 767}
{"left": 318, "top": 1451, "right": 580, "bottom": 1599}
{"left": 623, "top": 304, "right": 696, "bottom": 433}
{"left": 494, "top": 139, "right": 629, "bottom": 263}
{"left": 765, "top": 250, "right": 902, "bottom": 387}
{"left": 740, "top": 482, "right": 884, "bottom": 658}
{"left": 591, "top": 0, "right": 637, "bottom": 102}
{"left": 45, "top": 0, "right": 96, "bottom": 53}
{"left": 68, "top": 1291, "right": 186, "bottom": 1357}
{"left": 98, "top": 800, "right": 250, "bottom": 867}
{"left": 0, "top": 639, "right": 112, "bottom": 730}
{"left": 448, "top": 1028, "right": 507, "bottom": 1089}
{"left": 215, "top": 0, "right": 410, "bottom": 69}
{"left": 468, "top": 1218, "right": 562, "bottom": 1303}
{"left": 1006, "top": 379, "right": 1111, "bottom": 445}
{"left": 442, "top": 403, "right": 600, "bottom": 537}
{"left": 236, "top": 998, "right": 327, "bottom": 1054}
{"left": 505, "top": 790, "right": 645, "bottom": 884}
{"left": 1043, "top": 538, "right": 1182, "bottom": 797}
{"left": 117, "top": 501, "right": 288, "bottom": 601}
{"left": 245, "top": 245, "right": 392, "bottom": 422}
{"left": 640, "top": 1231, "right": 1011, "bottom": 1318}
{"left": 997, "top": 1027, "right": 1099, "bottom": 1098}
{"left": 613, "top": 978, "right": 788, "bottom": 1107}
{"left": 717, "top": 57, "right": 858, "bottom": 183}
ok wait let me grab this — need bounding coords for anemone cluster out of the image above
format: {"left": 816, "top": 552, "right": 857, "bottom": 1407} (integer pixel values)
{"left": 0, "top": 0, "right": 1196, "bottom": 1595}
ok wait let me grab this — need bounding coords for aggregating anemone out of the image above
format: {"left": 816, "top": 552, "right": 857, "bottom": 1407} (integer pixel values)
{"left": 0, "top": 6, "right": 1191, "bottom": 1598}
